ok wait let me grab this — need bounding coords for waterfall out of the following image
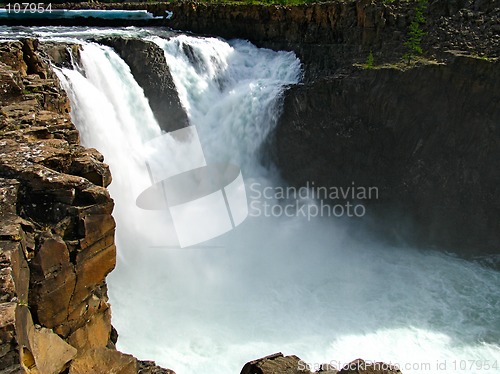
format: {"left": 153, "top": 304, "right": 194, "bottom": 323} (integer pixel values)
{"left": 49, "top": 30, "right": 500, "bottom": 374}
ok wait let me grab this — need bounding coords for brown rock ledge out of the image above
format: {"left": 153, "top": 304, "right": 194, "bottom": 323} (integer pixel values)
{"left": 241, "top": 353, "right": 403, "bottom": 374}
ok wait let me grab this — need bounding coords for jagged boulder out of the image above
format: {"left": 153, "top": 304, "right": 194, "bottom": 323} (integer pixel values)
{"left": 338, "top": 359, "right": 402, "bottom": 374}
{"left": 241, "top": 353, "right": 311, "bottom": 374}
{"left": 240, "top": 354, "right": 403, "bottom": 374}
{"left": 20, "top": 38, "right": 47, "bottom": 79}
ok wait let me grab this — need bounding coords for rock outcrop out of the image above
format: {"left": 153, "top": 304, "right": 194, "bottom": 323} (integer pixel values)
{"left": 98, "top": 36, "right": 189, "bottom": 133}
{"left": 240, "top": 353, "right": 402, "bottom": 374}
{"left": 0, "top": 39, "right": 172, "bottom": 374}
{"left": 241, "top": 353, "right": 307, "bottom": 374}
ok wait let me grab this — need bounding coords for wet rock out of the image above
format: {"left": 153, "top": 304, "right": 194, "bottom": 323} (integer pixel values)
{"left": 98, "top": 36, "right": 189, "bottom": 133}
{"left": 39, "top": 43, "right": 81, "bottom": 69}
{"left": 138, "top": 360, "right": 177, "bottom": 374}
{"left": 339, "top": 359, "right": 401, "bottom": 374}
{"left": 241, "top": 352, "right": 312, "bottom": 374}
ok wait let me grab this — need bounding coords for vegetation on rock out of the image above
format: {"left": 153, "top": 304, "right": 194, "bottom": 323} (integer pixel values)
{"left": 403, "top": 0, "right": 428, "bottom": 63}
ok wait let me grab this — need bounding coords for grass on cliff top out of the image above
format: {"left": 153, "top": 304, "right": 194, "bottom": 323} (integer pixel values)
{"left": 51, "top": 0, "right": 319, "bottom": 4}
{"left": 162, "top": 0, "right": 317, "bottom": 4}
{"left": 355, "top": 55, "right": 444, "bottom": 71}
{"left": 0, "top": 0, "right": 419, "bottom": 6}
{"left": 53, "top": 0, "right": 413, "bottom": 6}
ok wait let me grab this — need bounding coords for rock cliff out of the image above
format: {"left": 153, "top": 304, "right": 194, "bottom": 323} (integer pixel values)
{"left": 161, "top": 0, "right": 499, "bottom": 80}
{"left": 43, "top": 1, "right": 499, "bottom": 79}
{"left": 98, "top": 36, "right": 190, "bottom": 133}
{"left": 275, "top": 54, "right": 499, "bottom": 256}
{"left": 0, "top": 39, "right": 172, "bottom": 374}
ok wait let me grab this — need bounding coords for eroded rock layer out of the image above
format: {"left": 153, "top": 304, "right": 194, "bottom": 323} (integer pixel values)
{"left": 98, "top": 36, "right": 189, "bottom": 133}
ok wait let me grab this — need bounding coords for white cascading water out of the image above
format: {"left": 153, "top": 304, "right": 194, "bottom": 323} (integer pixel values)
{"left": 50, "top": 32, "right": 500, "bottom": 374}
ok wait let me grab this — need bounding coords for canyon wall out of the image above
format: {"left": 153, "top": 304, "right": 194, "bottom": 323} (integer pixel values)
{"left": 48, "top": 0, "right": 499, "bottom": 74}
{"left": 275, "top": 54, "right": 499, "bottom": 255}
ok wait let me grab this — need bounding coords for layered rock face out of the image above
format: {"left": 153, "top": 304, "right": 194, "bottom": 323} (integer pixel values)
{"left": 163, "top": 0, "right": 499, "bottom": 80}
{"left": 0, "top": 39, "right": 171, "bottom": 374}
{"left": 275, "top": 54, "right": 499, "bottom": 255}
{"left": 98, "top": 36, "right": 190, "bottom": 133}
